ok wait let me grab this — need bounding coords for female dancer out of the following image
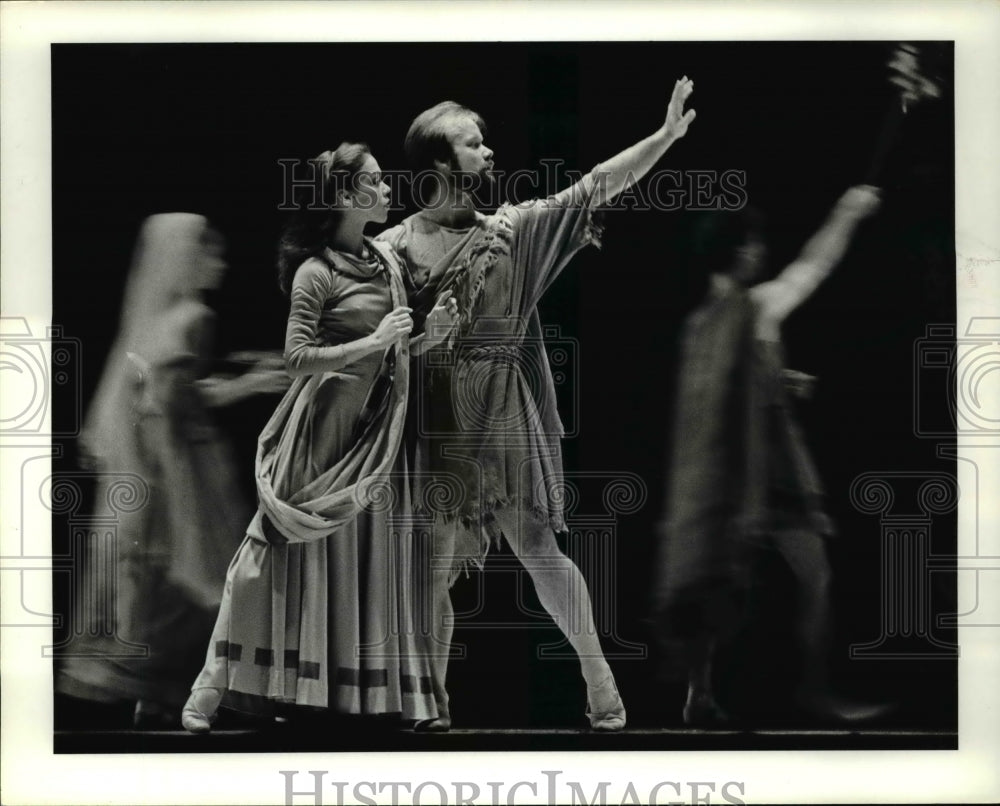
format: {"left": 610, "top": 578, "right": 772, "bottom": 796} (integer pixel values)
{"left": 58, "top": 214, "right": 288, "bottom": 727}
{"left": 182, "top": 143, "right": 457, "bottom": 732}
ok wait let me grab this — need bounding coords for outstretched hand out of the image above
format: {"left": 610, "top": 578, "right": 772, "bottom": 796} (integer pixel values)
{"left": 590, "top": 74, "right": 696, "bottom": 206}
{"left": 887, "top": 44, "right": 943, "bottom": 110}
{"left": 244, "top": 366, "right": 293, "bottom": 395}
{"left": 663, "top": 76, "right": 697, "bottom": 140}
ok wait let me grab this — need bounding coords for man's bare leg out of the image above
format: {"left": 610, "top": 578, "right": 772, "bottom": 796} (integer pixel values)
{"left": 493, "top": 506, "right": 625, "bottom": 729}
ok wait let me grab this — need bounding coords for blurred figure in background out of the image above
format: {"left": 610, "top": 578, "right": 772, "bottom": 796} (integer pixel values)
{"left": 58, "top": 214, "right": 289, "bottom": 727}
{"left": 653, "top": 186, "right": 887, "bottom": 726}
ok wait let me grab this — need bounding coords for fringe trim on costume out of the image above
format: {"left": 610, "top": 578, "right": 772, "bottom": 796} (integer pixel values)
{"left": 442, "top": 215, "right": 515, "bottom": 350}
{"left": 412, "top": 492, "right": 566, "bottom": 587}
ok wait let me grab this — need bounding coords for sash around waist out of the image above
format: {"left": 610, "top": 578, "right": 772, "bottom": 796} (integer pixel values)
{"left": 460, "top": 343, "right": 523, "bottom": 361}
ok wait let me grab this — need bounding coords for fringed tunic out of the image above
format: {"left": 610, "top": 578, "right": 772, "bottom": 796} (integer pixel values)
{"left": 377, "top": 169, "right": 604, "bottom": 579}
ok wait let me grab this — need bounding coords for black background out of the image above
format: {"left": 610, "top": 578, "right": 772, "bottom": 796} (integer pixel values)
{"left": 52, "top": 42, "right": 956, "bottom": 735}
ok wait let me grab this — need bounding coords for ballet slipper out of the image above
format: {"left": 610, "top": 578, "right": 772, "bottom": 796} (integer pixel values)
{"left": 181, "top": 687, "right": 223, "bottom": 734}
{"left": 586, "top": 674, "right": 627, "bottom": 732}
{"left": 414, "top": 699, "right": 451, "bottom": 733}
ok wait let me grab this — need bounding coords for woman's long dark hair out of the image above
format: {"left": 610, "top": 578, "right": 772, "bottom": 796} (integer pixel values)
{"left": 276, "top": 142, "right": 371, "bottom": 295}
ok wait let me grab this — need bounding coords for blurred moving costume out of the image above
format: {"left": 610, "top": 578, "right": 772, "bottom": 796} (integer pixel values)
{"left": 58, "top": 214, "right": 272, "bottom": 723}
{"left": 653, "top": 189, "right": 888, "bottom": 725}
{"left": 654, "top": 279, "right": 830, "bottom": 694}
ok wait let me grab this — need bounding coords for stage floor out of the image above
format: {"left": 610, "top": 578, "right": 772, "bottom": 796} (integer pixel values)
{"left": 54, "top": 725, "right": 958, "bottom": 753}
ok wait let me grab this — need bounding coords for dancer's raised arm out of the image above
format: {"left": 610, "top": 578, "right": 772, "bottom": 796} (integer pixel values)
{"left": 753, "top": 185, "right": 882, "bottom": 325}
{"left": 593, "top": 76, "right": 697, "bottom": 206}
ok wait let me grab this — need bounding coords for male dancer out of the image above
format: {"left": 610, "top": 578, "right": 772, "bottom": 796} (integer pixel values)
{"left": 378, "top": 77, "right": 696, "bottom": 731}
{"left": 653, "top": 186, "right": 890, "bottom": 725}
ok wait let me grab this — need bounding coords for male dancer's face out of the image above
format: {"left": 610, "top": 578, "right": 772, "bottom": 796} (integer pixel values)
{"left": 442, "top": 114, "right": 494, "bottom": 197}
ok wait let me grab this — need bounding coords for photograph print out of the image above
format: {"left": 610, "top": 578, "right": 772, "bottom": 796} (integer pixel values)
{"left": 2, "top": 3, "right": 998, "bottom": 805}
{"left": 48, "top": 38, "right": 957, "bottom": 750}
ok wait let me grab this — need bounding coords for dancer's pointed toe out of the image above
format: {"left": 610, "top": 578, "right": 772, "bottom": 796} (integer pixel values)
{"left": 181, "top": 687, "right": 223, "bottom": 735}
{"left": 586, "top": 674, "right": 627, "bottom": 732}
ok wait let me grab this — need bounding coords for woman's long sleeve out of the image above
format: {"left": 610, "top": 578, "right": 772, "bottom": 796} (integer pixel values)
{"left": 283, "top": 260, "right": 378, "bottom": 377}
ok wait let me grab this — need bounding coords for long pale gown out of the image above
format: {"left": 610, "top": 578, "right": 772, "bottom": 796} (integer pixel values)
{"left": 191, "top": 240, "right": 437, "bottom": 720}
{"left": 58, "top": 300, "right": 250, "bottom": 709}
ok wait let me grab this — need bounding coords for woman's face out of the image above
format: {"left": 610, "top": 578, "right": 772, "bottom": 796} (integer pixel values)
{"left": 346, "top": 154, "right": 391, "bottom": 225}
